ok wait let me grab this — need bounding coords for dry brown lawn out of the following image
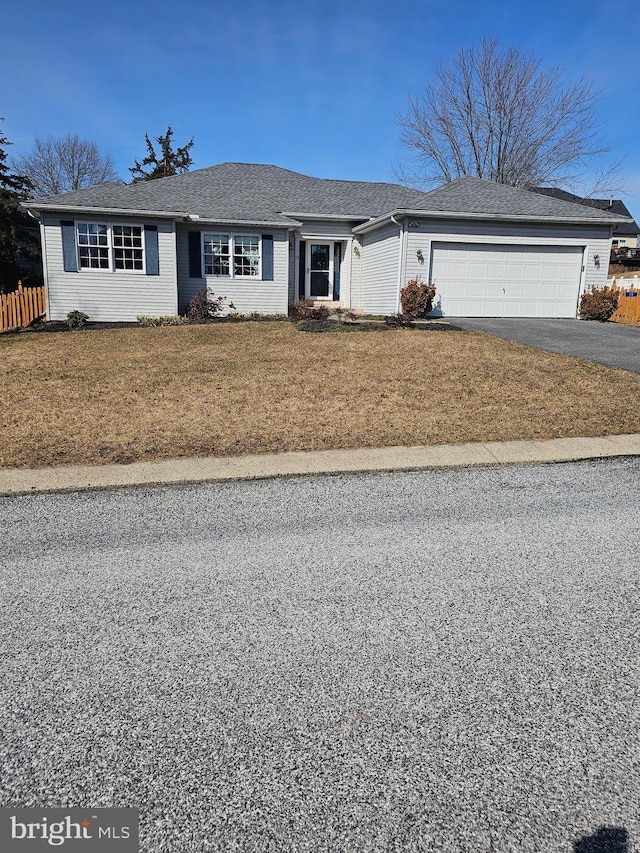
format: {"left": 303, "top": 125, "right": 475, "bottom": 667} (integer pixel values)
{"left": 1, "top": 321, "right": 640, "bottom": 469}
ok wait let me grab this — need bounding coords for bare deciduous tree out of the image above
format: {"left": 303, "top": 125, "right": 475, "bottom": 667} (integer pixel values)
{"left": 13, "top": 133, "right": 120, "bottom": 197}
{"left": 398, "top": 39, "right": 613, "bottom": 191}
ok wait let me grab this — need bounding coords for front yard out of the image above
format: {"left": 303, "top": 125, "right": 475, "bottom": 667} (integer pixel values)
{"left": 2, "top": 321, "right": 640, "bottom": 469}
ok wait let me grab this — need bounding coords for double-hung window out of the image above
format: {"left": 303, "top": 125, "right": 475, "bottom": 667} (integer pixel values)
{"left": 203, "top": 234, "right": 230, "bottom": 276}
{"left": 203, "top": 233, "right": 260, "bottom": 277}
{"left": 113, "top": 225, "right": 144, "bottom": 270}
{"left": 76, "top": 223, "right": 145, "bottom": 271}
{"left": 77, "top": 223, "right": 110, "bottom": 269}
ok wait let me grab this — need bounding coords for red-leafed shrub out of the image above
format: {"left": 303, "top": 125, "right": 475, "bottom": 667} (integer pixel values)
{"left": 579, "top": 286, "right": 619, "bottom": 321}
{"left": 288, "top": 300, "right": 330, "bottom": 321}
{"left": 187, "top": 288, "right": 224, "bottom": 320}
{"left": 400, "top": 277, "right": 436, "bottom": 319}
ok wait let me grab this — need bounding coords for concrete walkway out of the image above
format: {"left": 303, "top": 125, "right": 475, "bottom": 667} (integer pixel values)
{"left": 449, "top": 318, "right": 640, "bottom": 373}
{"left": 1, "top": 434, "right": 639, "bottom": 497}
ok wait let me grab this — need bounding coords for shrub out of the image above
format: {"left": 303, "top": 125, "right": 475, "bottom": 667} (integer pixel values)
{"left": 137, "top": 315, "right": 187, "bottom": 327}
{"left": 400, "top": 276, "right": 436, "bottom": 319}
{"left": 66, "top": 310, "right": 89, "bottom": 328}
{"left": 288, "top": 299, "right": 330, "bottom": 321}
{"left": 333, "top": 307, "right": 358, "bottom": 322}
{"left": 384, "top": 313, "right": 414, "bottom": 328}
{"left": 579, "top": 286, "right": 619, "bottom": 321}
{"left": 187, "top": 288, "right": 224, "bottom": 320}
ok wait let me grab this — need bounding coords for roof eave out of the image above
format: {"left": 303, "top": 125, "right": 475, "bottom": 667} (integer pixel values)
{"left": 352, "top": 208, "right": 632, "bottom": 234}
{"left": 282, "top": 211, "right": 372, "bottom": 222}
{"left": 21, "top": 202, "right": 189, "bottom": 219}
{"left": 21, "top": 202, "right": 301, "bottom": 228}
{"left": 188, "top": 216, "right": 302, "bottom": 228}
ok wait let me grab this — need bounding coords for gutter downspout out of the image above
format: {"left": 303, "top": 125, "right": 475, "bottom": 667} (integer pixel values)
{"left": 391, "top": 214, "right": 407, "bottom": 314}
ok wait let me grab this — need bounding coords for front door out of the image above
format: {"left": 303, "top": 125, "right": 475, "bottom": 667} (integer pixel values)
{"left": 306, "top": 242, "right": 333, "bottom": 299}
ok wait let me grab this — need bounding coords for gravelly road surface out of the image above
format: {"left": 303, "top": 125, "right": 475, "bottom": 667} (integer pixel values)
{"left": 1, "top": 459, "right": 638, "bottom": 852}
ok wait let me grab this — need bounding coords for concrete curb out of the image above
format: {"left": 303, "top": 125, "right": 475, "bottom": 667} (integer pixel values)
{"left": 1, "top": 434, "right": 639, "bottom": 497}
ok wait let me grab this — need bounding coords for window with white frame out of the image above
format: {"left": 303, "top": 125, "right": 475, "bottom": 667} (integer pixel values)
{"left": 203, "top": 233, "right": 260, "bottom": 277}
{"left": 203, "top": 234, "right": 230, "bottom": 276}
{"left": 76, "top": 222, "right": 145, "bottom": 271}
{"left": 113, "top": 225, "right": 144, "bottom": 270}
{"left": 77, "top": 223, "right": 109, "bottom": 269}
{"left": 233, "top": 236, "right": 260, "bottom": 276}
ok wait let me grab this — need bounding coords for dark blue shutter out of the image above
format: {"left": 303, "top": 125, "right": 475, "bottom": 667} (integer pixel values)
{"left": 298, "top": 240, "right": 305, "bottom": 300}
{"left": 144, "top": 225, "right": 159, "bottom": 275}
{"left": 188, "top": 231, "right": 202, "bottom": 278}
{"left": 61, "top": 221, "right": 78, "bottom": 272}
{"left": 262, "top": 234, "right": 274, "bottom": 281}
{"left": 333, "top": 242, "right": 341, "bottom": 300}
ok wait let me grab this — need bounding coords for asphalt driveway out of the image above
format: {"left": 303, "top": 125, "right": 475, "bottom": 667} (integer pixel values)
{"left": 449, "top": 318, "right": 640, "bottom": 373}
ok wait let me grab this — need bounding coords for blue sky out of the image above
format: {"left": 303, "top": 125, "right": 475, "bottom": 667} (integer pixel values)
{"left": 2, "top": 0, "right": 639, "bottom": 215}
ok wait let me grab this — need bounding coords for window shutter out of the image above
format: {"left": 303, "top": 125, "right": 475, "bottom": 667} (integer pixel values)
{"left": 298, "top": 240, "right": 306, "bottom": 300}
{"left": 262, "top": 234, "right": 274, "bottom": 281}
{"left": 188, "top": 231, "right": 202, "bottom": 278}
{"left": 333, "top": 242, "right": 341, "bottom": 300}
{"left": 144, "top": 225, "right": 159, "bottom": 275}
{"left": 61, "top": 221, "right": 78, "bottom": 272}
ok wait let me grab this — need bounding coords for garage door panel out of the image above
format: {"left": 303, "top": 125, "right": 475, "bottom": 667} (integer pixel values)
{"left": 431, "top": 242, "right": 583, "bottom": 318}
{"left": 467, "top": 282, "right": 486, "bottom": 297}
{"left": 487, "top": 264, "right": 505, "bottom": 278}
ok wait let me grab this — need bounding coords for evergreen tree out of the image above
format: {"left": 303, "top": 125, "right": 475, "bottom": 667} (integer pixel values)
{"left": 129, "top": 126, "right": 194, "bottom": 182}
{"left": 0, "top": 122, "right": 40, "bottom": 292}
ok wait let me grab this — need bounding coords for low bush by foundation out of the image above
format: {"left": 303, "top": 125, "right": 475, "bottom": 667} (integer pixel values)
{"left": 137, "top": 315, "right": 187, "bottom": 327}
{"left": 579, "top": 286, "right": 619, "bottom": 321}
{"left": 400, "top": 277, "right": 436, "bottom": 319}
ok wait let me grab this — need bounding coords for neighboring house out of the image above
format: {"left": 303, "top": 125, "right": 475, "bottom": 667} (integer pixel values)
{"left": 22, "top": 164, "right": 631, "bottom": 321}
{"left": 533, "top": 187, "right": 640, "bottom": 249}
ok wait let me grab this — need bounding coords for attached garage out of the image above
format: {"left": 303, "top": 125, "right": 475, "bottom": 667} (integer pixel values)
{"left": 430, "top": 242, "right": 585, "bottom": 318}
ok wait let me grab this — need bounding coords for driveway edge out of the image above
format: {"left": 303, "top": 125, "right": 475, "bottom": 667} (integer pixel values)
{"left": 1, "top": 434, "right": 639, "bottom": 497}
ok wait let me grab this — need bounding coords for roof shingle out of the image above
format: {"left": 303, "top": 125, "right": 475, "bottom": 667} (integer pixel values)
{"left": 23, "top": 164, "right": 631, "bottom": 227}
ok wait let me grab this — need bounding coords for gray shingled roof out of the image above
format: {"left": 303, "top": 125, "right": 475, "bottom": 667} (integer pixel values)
{"left": 23, "top": 164, "right": 631, "bottom": 227}
{"left": 23, "top": 163, "right": 435, "bottom": 225}
{"left": 393, "top": 176, "right": 630, "bottom": 223}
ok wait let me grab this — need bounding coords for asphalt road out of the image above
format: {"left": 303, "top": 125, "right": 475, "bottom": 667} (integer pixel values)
{"left": 448, "top": 318, "right": 640, "bottom": 373}
{"left": 1, "top": 460, "right": 638, "bottom": 852}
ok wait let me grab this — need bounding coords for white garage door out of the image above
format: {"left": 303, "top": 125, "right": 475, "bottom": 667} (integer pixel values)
{"left": 430, "top": 243, "right": 584, "bottom": 318}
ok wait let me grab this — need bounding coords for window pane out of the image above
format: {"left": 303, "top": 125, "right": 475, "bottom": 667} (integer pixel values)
{"left": 203, "top": 234, "right": 230, "bottom": 276}
{"left": 310, "top": 271, "right": 329, "bottom": 297}
{"left": 311, "top": 245, "right": 329, "bottom": 270}
{"left": 78, "top": 223, "right": 107, "bottom": 246}
{"left": 113, "top": 225, "right": 143, "bottom": 270}
{"left": 233, "top": 235, "right": 259, "bottom": 276}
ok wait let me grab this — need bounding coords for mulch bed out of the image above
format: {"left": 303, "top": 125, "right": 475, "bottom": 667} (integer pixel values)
{"left": 17, "top": 320, "right": 138, "bottom": 334}
{"left": 297, "top": 319, "right": 462, "bottom": 333}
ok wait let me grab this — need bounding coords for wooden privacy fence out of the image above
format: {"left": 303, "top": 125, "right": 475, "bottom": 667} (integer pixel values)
{"left": 0, "top": 283, "right": 46, "bottom": 332}
{"left": 608, "top": 281, "right": 640, "bottom": 325}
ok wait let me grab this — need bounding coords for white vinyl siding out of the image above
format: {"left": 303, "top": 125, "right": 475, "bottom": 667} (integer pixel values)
{"left": 176, "top": 225, "right": 289, "bottom": 315}
{"left": 359, "top": 222, "right": 401, "bottom": 315}
{"left": 349, "top": 237, "right": 363, "bottom": 309}
{"left": 42, "top": 215, "right": 177, "bottom": 322}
